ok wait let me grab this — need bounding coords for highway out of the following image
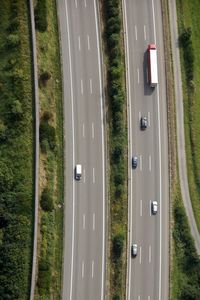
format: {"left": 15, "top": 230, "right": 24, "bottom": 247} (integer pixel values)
{"left": 57, "top": 1, "right": 105, "bottom": 300}
{"left": 123, "top": 0, "right": 169, "bottom": 299}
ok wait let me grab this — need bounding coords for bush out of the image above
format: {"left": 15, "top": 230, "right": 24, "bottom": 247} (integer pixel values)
{"left": 113, "top": 296, "right": 120, "bottom": 300}
{"left": 35, "top": 0, "right": 47, "bottom": 32}
{"left": 112, "top": 234, "right": 124, "bottom": 260}
{"left": 37, "top": 258, "right": 51, "bottom": 295}
{"left": 112, "top": 143, "right": 123, "bottom": 164}
{"left": 39, "top": 71, "right": 51, "bottom": 87}
{"left": 40, "top": 120, "right": 56, "bottom": 151}
{"left": 6, "top": 33, "right": 20, "bottom": 49}
{"left": 179, "top": 27, "right": 194, "bottom": 82}
{"left": 40, "top": 188, "right": 54, "bottom": 212}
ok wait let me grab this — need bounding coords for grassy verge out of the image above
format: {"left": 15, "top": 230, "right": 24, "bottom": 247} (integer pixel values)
{"left": 160, "top": 0, "right": 200, "bottom": 299}
{"left": 176, "top": 0, "right": 200, "bottom": 231}
{"left": 100, "top": 0, "right": 127, "bottom": 298}
{"left": 172, "top": 187, "right": 200, "bottom": 299}
{"left": 0, "top": 1, "right": 33, "bottom": 299}
{"left": 34, "top": 0, "right": 63, "bottom": 299}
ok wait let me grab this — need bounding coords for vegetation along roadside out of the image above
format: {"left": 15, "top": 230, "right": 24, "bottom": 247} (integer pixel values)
{"left": 161, "top": 0, "right": 200, "bottom": 299}
{"left": 101, "top": 0, "right": 128, "bottom": 299}
{"left": 0, "top": 1, "right": 34, "bottom": 299}
{"left": 34, "top": 0, "right": 64, "bottom": 299}
{"left": 176, "top": 0, "right": 200, "bottom": 232}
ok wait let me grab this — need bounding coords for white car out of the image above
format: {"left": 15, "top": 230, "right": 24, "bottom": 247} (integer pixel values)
{"left": 152, "top": 201, "right": 158, "bottom": 214}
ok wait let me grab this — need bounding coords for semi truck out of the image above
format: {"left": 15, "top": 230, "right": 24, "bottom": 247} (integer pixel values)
{"left": 147, "top": 44, "right": 158, "bottom": 87}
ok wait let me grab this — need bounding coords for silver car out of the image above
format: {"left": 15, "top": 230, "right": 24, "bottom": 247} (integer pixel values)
{"left": 131, "top": 244, "right": 138, "bottom": 257}
{"left": 152, "top": 201, "right": 158, "bottom": 214}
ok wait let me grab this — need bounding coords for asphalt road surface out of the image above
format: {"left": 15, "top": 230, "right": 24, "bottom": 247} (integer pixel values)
{"left": 57, "top": 1, "right": 105, "bottom": 300}
{"left": 123, "top": 0, "right": 169, "bottom": 299}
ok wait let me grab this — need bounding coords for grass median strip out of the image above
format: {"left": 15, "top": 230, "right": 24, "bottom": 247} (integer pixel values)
{"left": 100, "top": 0, "right": 127, "bottom": 298}
{"left": 34, "top": 0, "right": 63, "bottom": 298}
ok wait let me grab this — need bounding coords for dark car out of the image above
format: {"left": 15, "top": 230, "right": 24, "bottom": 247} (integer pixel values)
{"left": 132, "top": 156, "right": 138, "bottom": 169}
{"left": 140, "top": 116, "right": 148, "bottom": 130}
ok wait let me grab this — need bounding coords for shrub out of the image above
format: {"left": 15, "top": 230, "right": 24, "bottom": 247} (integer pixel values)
{"left": 37, "top": 258, "right": 51, "bottom": 295}
{"left": 6, "top": 33, "right": 20, "bottom": 48}
{"left": 113, "top": 296, "right": 120, "bottom": 300}
{"left": 39, "top": 71, "right": 51, "bottom": 87}
{"left": 40, "top": 120, "right": 56, "bottom": 151}
{"left": 40, "top": 188, "right": 54, "bottom": 212}
{"left": 112, "top": 234, "right": 124, "bottom": 260}
{"left": 108, "top": 33, "right": 120, "bottom": 48}
{"left": 115, "top": 184, "right": 124, "bottom": 198}
{"left": 35, "top": 0, "right": 47, "bottom": 32}
{"left": 179, "top": 27, "right": 194, "bottom": 82}
{"left": 42, "top": 111, "right": 53, "bottom": 122}
{"left": 112, "top": 143, "right": 123, "bottom": 164}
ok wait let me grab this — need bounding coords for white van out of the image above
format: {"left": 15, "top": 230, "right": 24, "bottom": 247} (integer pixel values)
{"left": 75, "top": 164, "right": 82, "bottom": 180}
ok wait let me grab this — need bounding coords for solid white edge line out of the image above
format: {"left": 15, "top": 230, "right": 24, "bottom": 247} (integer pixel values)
{"left": 94, "top": 2, "right": 105, "bottom": 300}
{"left": 122, "top": 0, "right": 133, "bottom": 299}
{"left": 64, "top": 1, "right": 75, "bottom": 299}
{"left": 151, "top": 1, "right": 162, "bottom": 299}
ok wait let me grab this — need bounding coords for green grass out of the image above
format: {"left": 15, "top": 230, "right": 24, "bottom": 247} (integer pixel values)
{"left": 101, "top": 0, "right": 128, "bottom": 298}
{"left": 176, "top": 0, "right": 200, "bottom": 231}
{"left": 34, "top": 0, "right": 63, "bottom": 299}
{"left": 0, "top": 1, "right": 34, "bottom": 299}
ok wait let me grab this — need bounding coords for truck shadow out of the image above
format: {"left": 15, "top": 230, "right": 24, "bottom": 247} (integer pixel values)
{"left": 143, "top": 50, "right": 154, "bottom": 96}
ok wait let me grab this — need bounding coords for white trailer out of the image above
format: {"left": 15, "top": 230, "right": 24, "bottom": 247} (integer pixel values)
{"left": 148, "top": 44, "right": 158, "bottom": 87}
